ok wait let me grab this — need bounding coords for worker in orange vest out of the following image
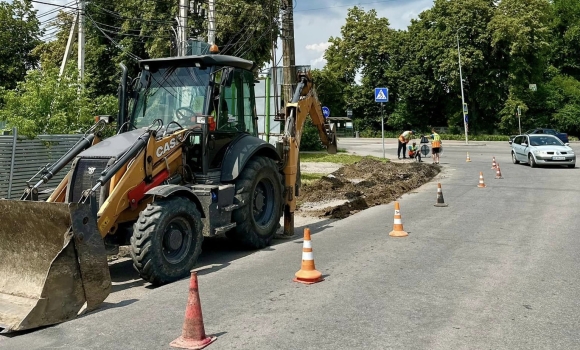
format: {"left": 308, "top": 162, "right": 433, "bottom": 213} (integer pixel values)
{"left": 427, "top": 128, "right": 442, "bottom": 164}
{"left": 397, "top": 130, "right": 415, "bottom": 159}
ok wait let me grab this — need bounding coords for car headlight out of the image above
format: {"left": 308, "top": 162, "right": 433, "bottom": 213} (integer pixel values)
{"left": 569, "top": 150, "right": 575, "bottom": 154}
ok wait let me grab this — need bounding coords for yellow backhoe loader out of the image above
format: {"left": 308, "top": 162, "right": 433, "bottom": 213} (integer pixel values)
{"left": 0, "top": 53, "right": 337, "bottom": 333}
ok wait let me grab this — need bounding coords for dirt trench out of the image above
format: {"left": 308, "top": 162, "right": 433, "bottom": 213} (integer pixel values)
{"left": 297, "top": 158, "right": 441, "bottom": 219}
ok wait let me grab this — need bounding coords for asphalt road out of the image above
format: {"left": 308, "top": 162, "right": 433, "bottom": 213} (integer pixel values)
{"left": 2, "top": 138, "right": 580, "bottom": 350}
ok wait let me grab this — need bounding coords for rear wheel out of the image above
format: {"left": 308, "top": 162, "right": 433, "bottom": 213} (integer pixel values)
{"left": 130, "top": 197, "right": 204, "bottom": 285}
{"left": 227, "top": 157, "right": 283, "bottom": 249}
{"left": 512, "top": 151, "right": 520, "bottom": 164}
{"left": 528, "top": 153, "right": 536, "bottom": 168}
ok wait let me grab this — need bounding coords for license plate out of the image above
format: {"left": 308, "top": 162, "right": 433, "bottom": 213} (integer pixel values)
{"left": 553, "top": 156, "right": 565, "bottom": 160}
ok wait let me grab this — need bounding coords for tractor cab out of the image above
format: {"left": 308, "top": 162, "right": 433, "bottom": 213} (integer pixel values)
{"left": 127, "top": 55, "right": 259, "bottom": 177}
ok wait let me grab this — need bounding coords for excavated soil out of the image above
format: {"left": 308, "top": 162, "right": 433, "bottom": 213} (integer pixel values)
{"left": 297, "top": 158, "right": 440, "bottom": 219}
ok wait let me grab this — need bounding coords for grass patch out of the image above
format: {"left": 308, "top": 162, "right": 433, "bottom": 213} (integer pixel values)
{"left": 301, "top": 173, "right": 325, "bottom": 185}
{"left": 300, "top": 153, "right": 389, "bottom": 164}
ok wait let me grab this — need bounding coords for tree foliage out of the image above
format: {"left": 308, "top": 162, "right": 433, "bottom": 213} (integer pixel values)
{"left": 0, "top": 65, "right": 117, "bottom": 138}
{"left": 0, "top": 0, "right": 42, "bottom": 90}
{"left": 323, "top": 0, "right": 580, "bottom": 136}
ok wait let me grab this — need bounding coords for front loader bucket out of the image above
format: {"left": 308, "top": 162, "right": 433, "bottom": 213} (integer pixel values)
{"left": 0, "top": 200, "right": 111, "bottom": 333}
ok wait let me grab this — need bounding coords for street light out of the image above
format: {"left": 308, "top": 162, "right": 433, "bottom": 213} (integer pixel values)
{"left": 456, "top": 26, "right": 468, "bottom": 145}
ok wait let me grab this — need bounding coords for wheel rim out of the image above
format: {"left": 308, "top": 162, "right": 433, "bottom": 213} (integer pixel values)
{"left": 162, "top": 217, "right": 192, "bottom": 264}
{"left": 529, "top": 154, "right": 533, "bottom": 165}
{"left": 253, "top": 178, "right": 275, "bottom": 228}
{"left": 512, "top": 152, "right": 516, "bottom": 163}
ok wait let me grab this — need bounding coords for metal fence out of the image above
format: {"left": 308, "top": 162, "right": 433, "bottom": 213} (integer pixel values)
{"left": 0, "top": 128, "right": 83, "bottom": 199}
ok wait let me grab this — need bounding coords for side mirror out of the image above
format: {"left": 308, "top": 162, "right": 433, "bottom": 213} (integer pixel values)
{"left": 508, "top": 140, "right": 512, "bottom": 145}
{"left": 220, "top": 67, "right": 234, "bottom": 87}
{"left": 565, "top": 143, "right": 570, "bottom": 146}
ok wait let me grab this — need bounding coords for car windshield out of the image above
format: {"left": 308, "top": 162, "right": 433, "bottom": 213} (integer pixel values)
{"left": 529, "top": 135, "right": 564, "bottom": 146}
{"left": 130, "top": 66, "right": 211, "bottom": 129}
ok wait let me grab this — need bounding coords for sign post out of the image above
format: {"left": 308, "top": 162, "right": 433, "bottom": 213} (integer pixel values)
{"left": 517, "top": 105, "right": 522, "bottom": 134}
{"left": 375, "top": 87, "right": 389, "bottom": 159}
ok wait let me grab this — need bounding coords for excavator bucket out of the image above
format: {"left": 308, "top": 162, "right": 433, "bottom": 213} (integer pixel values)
{"left": 0, "top": 200, "right": 111, "bottom": 333}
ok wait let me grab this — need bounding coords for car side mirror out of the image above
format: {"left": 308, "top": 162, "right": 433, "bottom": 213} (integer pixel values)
{"left": 565, "top": 142, "right": 570, "bottom": 146}
{"left": 508, "top": 141, "right": 512, "bottom": 145}
{"left": 521, "top": 143, "right": 528, "bottom": 147}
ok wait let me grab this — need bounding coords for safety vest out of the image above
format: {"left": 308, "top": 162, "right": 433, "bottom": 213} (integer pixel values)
{"left": 431, "top": 133, "right": 441, "bottom": 148}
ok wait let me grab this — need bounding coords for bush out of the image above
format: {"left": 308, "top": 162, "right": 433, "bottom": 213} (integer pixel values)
{"left": 300, "top": 118, "right": 325, "bottom": 151}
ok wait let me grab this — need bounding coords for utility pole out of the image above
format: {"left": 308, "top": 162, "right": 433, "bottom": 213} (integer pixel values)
{"left": 60, "top": 12, "right": 78, "bottom": 77}
{"left": 457, "top": 29, "right": 468, "bottom": 145}
{"left": 207, "top": 0, "right": 215, "bottom": 45}
{"left": 179, "top": 0, "right": 189, "bottom": 56}
{"left": 281, "top": 0, "right": 296, "bottom": 107}
{"left": 78, "top": 0, "right": 85, "bottom": 81}
{"left": 281, "top": 0, "right": 297, "bottom": 237}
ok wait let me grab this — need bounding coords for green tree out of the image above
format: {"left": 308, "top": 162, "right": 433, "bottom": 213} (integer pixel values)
{"left": 0, "top": 0, "right": 42, "bottom": 90}
{"left": 0, "top": 65, "right": 117, "bottom": 138}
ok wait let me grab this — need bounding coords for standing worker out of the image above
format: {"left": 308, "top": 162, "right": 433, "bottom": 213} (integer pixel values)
{"left": 397, "top": 130, "right": 415, "bottom": 159}
{"left": 427, "top": 128, "right": 442, "bottom": 164}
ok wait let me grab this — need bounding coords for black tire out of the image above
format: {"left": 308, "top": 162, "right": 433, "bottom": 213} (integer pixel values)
{"left": 130, "top": 196, "right": 204, "bottom": 285}
{"left": 226, "top": 156, "right": 283, "bottom": 249}
{"left": 512, "top": 151, "right": 520, "bottom": 164}
{"left": 568, "top": 164, "right": 575, "bottom": 168}
{"left": 528, "top": 153, "right": 536, "bottom": 168}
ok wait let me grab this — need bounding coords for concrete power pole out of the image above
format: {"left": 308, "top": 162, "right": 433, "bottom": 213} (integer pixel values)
{"left": 207, "top": 0, "right": 216, "bottom": 45}
{"left": 179, "top": 0, "right": 189, "bottom": 56}
{"left": 78, "top": 0, "right": 85, "bottom": 81}
{"left": 281, "top": 0, "right": 296, "bottom": 107}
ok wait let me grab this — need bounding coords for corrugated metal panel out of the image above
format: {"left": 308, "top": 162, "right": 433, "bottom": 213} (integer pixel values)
{"left": 0, "top": 134, "right": 84, "bottom": 199}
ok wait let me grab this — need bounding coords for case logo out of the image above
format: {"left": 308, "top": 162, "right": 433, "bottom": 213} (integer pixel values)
{"left": 156, "top": 138, "right": 178, "bottom": 157}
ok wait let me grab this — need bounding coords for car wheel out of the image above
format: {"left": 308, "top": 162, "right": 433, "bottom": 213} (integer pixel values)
{"left": 567, "top": 164, "right": 575, "bottom": 168}
{"left": 528, "top": 153, "right": 536, "bottom": 168}
{"left": 512, "top": 151, "right": 520, "bottom": 164}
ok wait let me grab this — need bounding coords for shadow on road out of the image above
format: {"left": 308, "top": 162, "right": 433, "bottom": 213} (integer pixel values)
{"left": 89, "top": 217, "right": 338, "bottom": 311}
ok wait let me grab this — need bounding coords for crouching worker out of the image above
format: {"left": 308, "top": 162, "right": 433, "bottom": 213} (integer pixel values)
{"left": 408, "top": 142, "right": 422, "bottom": 162}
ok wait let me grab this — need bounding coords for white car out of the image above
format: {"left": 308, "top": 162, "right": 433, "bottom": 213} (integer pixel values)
{"left": 510, "top": 134, "right": 575, "bottom": 168}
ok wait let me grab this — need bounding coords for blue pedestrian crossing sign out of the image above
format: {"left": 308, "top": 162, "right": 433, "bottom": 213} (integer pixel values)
{"left": 375, "top": 87, "right": 389, "bottom": 103}
{"left": 322, "top": 106, "right": 331, "bottom": 118}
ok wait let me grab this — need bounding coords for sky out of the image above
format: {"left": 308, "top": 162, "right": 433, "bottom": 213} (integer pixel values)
{"left": 28, "top": 0, "right": 435, "bottom": 69}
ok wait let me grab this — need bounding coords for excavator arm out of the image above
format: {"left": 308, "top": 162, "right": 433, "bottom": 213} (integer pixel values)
{"left": 281, "top": 70, "right": 338, "bottom": 236}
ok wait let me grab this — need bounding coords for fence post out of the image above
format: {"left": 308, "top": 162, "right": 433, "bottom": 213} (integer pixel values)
{"left": 7, "top": 127, "right": 17, "bottom": 199}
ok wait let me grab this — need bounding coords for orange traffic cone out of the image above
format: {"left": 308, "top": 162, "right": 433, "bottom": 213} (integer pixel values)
{"left": 495, "top": 163, "right": 503, "bottom": 179}
{"left": 389, "top": 202, "right": 408, "bottom": 237}
{"left": 491, "top": 157, "right": 497, "bottom": 169}
{"left": 294, "top": 228, "right": 323, "bottom": 284}
{"left": 434, "top": 183, "right": 448, "bottom": 207}
{"left": 466, "top": 152, "right": 472, "bottom": 162}
{"left": 170, "top": 272, "right": 217, "bottom": 350}
{"left": 477, "top": 171, "right": 486, "bottom": 188}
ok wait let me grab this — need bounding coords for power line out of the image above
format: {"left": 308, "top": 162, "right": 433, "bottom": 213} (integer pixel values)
{"left": 294, "top": 0, "right": 398, "bottom": 12}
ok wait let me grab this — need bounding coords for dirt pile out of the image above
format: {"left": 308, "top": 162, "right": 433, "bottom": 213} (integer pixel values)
{"left": 297, "top": 158, "right": 440, "bottom": 219}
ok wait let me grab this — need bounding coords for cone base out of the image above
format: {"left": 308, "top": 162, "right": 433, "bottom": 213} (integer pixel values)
{"left": 495, "top": 176, "right": 503, "bottom": 179}
{"left": 294, "top": 269, "right": 323, "bottom": 284}
{"left": 389, "top": 230, "right": 408, "bottom": 237}
{"left": 434, "top": 203, "right": 448, "bottom": 207}
{"left": 293, "top": 275, "right": 324, "bottom": 284}
{"left": 478, "top": 184, "right": 486, "bottom": 188}
{"left": 170, "top": 335, "right": 217, "bottom": 350}
{"left": 466, "top": 160, "right": 471, "bottom": 162}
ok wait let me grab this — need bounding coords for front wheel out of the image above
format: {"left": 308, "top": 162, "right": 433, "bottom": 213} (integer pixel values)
{"left": 512, "top": 151, "right": 520, "bottom": 164}
{"left": 227, "top": 157, "right": 283, "bottom": 249}
{"left": 528, "top": 153, "right": 537, "bottom": 168}
{"left": 130, "top": 197, "right": 204, "bottom": 285}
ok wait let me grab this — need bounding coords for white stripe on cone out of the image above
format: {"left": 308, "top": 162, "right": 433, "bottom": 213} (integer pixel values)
{"left": 302, "top": 252, "right": 314, "bottom": 260}
{"left": 303, "top": 240, "right": 312, "bottom": 249}
{"left": 394, "top": 219, "right": 402, "bottom": 224}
